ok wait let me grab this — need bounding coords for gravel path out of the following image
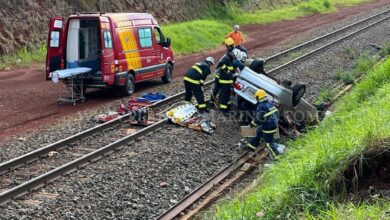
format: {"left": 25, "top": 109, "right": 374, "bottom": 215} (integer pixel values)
{"left": 1, "top": 4, "right": 390, "bottom": 219}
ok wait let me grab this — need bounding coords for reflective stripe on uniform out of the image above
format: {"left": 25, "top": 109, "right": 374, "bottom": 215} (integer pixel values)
{"left": 198, "top": 103, "right": 206, "bottom": 108}
{"left": 263, "top": 107, "right": 279, "bottom": 117}
{"left": 221, "top": 65, "right": 234, "bottom": 71}
{"left": 263, "top": 128, "right": 278, "bottom": 134}
{"left": 265, "top": 143, "right": 277, "bottom": 158}
{"left": 200, "top": 80, "right": 205, "bottom": 84}
{"left": 184, "top": 76, "right": 201, "bottom": 84}
{"left": 192, "top": 65, "right": 203, "bottom": 75}
{"left": 251, "top": 121, "right": 258, "bottom": 126}
{"left": 219, "top": 79, "right": 233, "bottom": 84}
{"left": 247, "top": 143, "right": 257, "bottom": 150}
{"left": 220, "top": 104, "right": 228, "bottom": 109}
{"left": 215, "top": 74, "right": 220, "bottom": 79}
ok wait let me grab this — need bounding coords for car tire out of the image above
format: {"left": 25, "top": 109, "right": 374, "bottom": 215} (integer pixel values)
{"left": 249, "top": 58, "right": 265, "bottom": 74}
{"left": 162, "top": 63, "right": 173, "bottom": 84}
{"left": 281, "top": 79, "right": 292, "bottom": 88}
{"left": 292, "top": 82, "right": 306, "bottom": 107}
{"left": 121, "top": 74, "right": 135, "bottom": 96}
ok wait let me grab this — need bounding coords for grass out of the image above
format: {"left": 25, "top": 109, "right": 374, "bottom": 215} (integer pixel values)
{"left": 335, "top": 53, "right": 377, "bottom": 84}
{"left": 211, "top": 56, "right": 390, "bottom": 219}
{"left": 316, "top": 53, "right": 377, "bottom": 104}
{"left": 162, "top": 20, "right": 231, "bottom": 55}
{"left": 163, "top": 0, "right": 371, "bottom": 55}
{"left": 309, "top": 201, "right": 390, "bottom": 219}
{"left": 315, "top": 87, "right": 336, "bottom": 104}
{"left": 0, "top": 44, "right": 46, "bottom": 70}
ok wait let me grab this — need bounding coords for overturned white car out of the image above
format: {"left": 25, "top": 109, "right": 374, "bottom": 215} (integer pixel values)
{"left": 231, "top": 59, "right": 319, "bottom": 127}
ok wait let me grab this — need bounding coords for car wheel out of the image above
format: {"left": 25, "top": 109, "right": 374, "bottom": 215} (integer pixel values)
{"left": 162, "top": 63, "right": 173, "bottom": 83}
{"left": 292, "top": 82, "right": 306, "bottom": 107}
{"left": 121, "top": 74, "right": 135, "bottom": 96}
{"left": 281, "top": 79, "right": 292, "bottom": 88}
{"left": 249, "top": 58, "right": 265, "bottom": 74}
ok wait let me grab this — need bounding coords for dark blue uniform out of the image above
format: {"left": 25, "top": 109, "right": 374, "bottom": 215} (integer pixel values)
{"left": 184, "top": 61, "right": 212, "bottom": 110}
{"left": 247, "top": 99, "right": 280, "bottom": 156}
{"left": 211, "top": 53, "right": 244, "bottom": 112}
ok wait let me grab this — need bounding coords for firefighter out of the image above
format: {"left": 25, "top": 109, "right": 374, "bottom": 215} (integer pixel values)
{"left": 183, "top": 57, "right": 215, "bottom": 113}
{"left": 247, "top": 89, "right": 281, "bottom": 158}
{"left": 226, "top": 24, "right": 247, "bottom": 54}
{"left": 211, "top": 38, "right": 234, "bottom": 107}
{"left": 211, "top": 38, "right": 245, "bottom": 113}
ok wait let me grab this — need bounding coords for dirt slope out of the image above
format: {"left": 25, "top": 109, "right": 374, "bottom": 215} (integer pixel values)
{"left": 0, "top": 0, "right": 389, "bottom": 139}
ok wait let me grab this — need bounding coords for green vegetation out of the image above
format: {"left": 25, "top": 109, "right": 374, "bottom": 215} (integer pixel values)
{"left": 336, "top": 53, "right": 377, "bottom": 84}
{"left": 315, "top": 53, "right": 377, "bottom": 104}
{"left": 163, "top": 20, "right": 230, "bottom": 55}
{"left": 309, "top": 201, "right": 390, "bottom": 219}
{"left": 212, "top": 57, "right": 390, "bottom": 219}
{"left": 0, "top": 44, "right": 46, "bottom": 70}
{"left": 315, "top": 87, "right": 336, "bottom": 104}
{"left": 379, "top": 41, "right": 390, "bottom": 57}
{"left": 163, "top": 0, "right": 371, "bottom": 55}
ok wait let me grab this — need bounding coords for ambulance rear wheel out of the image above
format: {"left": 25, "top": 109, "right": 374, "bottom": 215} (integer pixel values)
{"left": 162, "top": 63, "right": 173, "bottom": 84}
{"left": 121, "top": 74, "right": 135, "bottom": 96}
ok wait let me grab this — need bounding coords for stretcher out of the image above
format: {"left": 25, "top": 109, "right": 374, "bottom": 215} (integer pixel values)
{"left": 50, "top": 67, "right": 91, "bottom": 106}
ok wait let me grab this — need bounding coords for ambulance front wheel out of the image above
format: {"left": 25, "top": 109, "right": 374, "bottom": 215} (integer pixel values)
{"left": 162, "top": 63, "right": 173, "bottom": 84}
{"left": 121, "top": 74, "right": 135, "bottom": 96}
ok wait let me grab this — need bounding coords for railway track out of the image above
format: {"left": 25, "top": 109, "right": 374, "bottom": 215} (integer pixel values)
{"left": 156, "top": 10, "right": 390, "bottom": 219}
{"left": 0, "top": 94, "right": 185, "bottom": 204}
{"left": 264, "top": 8, "right": 390, "bottom": 73}
{"left": 0, "top": 9, "right": 389, "bottom": 218}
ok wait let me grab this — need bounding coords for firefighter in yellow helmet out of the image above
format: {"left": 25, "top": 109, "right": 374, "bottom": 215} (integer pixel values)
{"left": 183, "top": 57, "right": 215, "bottom": 113}
{"left": 247, "top": 89, "right": 281, "bottom": 158}
{"left": 211, "top": 37, "right": 244, "bottom": 114}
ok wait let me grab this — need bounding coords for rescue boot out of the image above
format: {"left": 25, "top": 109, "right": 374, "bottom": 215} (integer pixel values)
{"left": 265, "top": 143, "right": 279, "bottom": 160}
{"left": 246, "top": 143, "right": 257, "bottom": 151}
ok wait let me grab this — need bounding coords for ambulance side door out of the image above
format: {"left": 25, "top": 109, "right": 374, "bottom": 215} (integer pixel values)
{"left": 46, "top": 16, "right": 64, "bottom": 80}
{"left": 136, "top": 27, "right": 157, "bottom": 80}
{"left": 152, "top": 26, "right": 166, "bottom": 76}
{"left": 100, "top": 20, "right": 115, "bottom": 84}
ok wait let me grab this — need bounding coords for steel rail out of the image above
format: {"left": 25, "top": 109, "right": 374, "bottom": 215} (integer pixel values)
{"left": 264, "top": 8, "right": 390, "bottom": 62}
{"left": 156, "top": 12, "right": 390, "bottom": 219}
{"left": 156, "top": 147, "right": 264, "bottom": 220}
{"left": 0, "top": 119, "right": 169, "bottom": 205}
{"left": 267, "top": 16, "right": 390, "bottom": 74}
{"left": 0, "top": 90, "right": 188, "bottom": 176}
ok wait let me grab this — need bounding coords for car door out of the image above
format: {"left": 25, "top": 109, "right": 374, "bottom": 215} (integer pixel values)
{"left": 46, "top": 16, "right": 64, "bottom": 80}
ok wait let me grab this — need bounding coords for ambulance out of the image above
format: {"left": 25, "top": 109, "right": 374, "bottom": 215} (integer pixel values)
{"left": 46, "top": 13, "right": 174, "bottom": 95}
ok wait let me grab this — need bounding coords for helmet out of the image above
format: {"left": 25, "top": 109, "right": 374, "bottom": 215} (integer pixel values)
{"left": 205, "top": 57, "right": 215, "bottom": 65}
{"left": 233, "top": 48, "right": 247, "bottom": 62}
{"left": 225, "top": 37, "right": 235, "bottom": 46}
{"left": 254, "top": 89, "right": 267, "bottom": 101}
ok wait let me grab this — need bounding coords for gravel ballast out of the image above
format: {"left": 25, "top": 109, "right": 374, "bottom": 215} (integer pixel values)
{"left": 1, "top": 113, "right": 245, "bottom": 219}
